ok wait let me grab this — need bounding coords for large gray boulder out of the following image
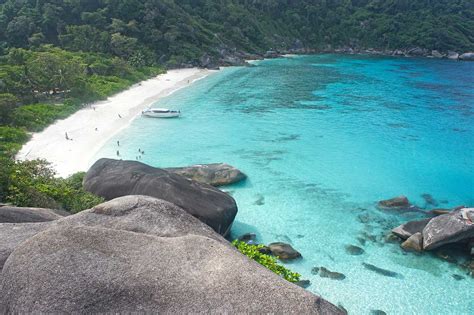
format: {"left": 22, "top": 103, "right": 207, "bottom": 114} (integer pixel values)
{"left": 447, "top": 51, "right": 459, "bottom": 60}
{"left": 392, "top": 218, "right": 431, "bottom": 240}
{"left": 0, "top": 222, "right": 51, "bottom": 269}
{"left": 423, "top": 208, "right": 474, "bottom": 250}
{"left": 0, "top": 205, "right": 68, "bottom": 223}
{"left": 83, "top": 158, "right": 237, "bottom": 236}
{"left": 0, "top": 196, "right": 341, "bottom": 314}
{"left": 459, "top": 52, "right": 474, "bottom": 61}
{"left": 166, "top": 163, "right": 246, "bottom": 186}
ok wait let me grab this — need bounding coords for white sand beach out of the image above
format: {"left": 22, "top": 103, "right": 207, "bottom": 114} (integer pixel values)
{"left": 17, "top": 68, "right": 214, "bottom": 177}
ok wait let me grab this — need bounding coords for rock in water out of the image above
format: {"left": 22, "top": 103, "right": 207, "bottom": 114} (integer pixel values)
{"left": 268, "top": 242, "right": 302, "bottom": 260}
{"left": 83, "top": 158, "right": 238, "bottom": 236}
{"left": 423, "top": 208, "right": 474, "bottom": 250}
{"left": 392, "top": 218, "right": 431, "bottom": 240}
{"left": 295, "top": 280, "right": 311, "bottom": 288}
{"left": 459, "top": 52, "right": 474, "bottom": 61}
{"left": 0, "top": 196, "right": 342, "bottom": 314}
{"left": 165, "top": 163, "right": 246, "bottom": 186}
{"left": 377, "top": 196, "right": 411, "bottom": 210}
{"left": 401, "top": 232, "right": 423, "bottom": 252}
{"left": 0, "top": 206, "right": 68, "bottom": 223}
{"left": 362, "top": 263, "right": 403, "bottom": 279}
{"left": 318, "top": 267, "right": 346, "bottom": 280}
{"left": 345, "top": 245, "right": 365, "bottom": 255}
{"left": 447, "top": 51, "right": 459, "bottom": 60}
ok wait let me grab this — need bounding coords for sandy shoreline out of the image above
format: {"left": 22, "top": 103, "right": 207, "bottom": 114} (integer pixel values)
{"left": 17, "top": 68, "right": 214, "bottom": 177}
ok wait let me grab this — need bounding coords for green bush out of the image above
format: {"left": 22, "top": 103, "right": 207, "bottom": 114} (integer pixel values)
{"left": 232, "top": 240, "right": 301, "bottom": 283}
{"left": 12, "top": 103, "right": 76, "bottom": 132}
{"left": 4, "top": 159, "right": 104, "bottom": 212}
{"left": 0, "top": 126, "right": 29, "bottom": 157}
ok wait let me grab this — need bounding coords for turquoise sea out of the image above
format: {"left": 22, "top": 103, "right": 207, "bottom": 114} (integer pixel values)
{"left": 95, "top": 55, "right": 474, "bottom": 314}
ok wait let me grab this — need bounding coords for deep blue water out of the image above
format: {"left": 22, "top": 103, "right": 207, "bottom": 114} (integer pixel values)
{"left": 95, "top": 55, "right": 474, "bottom": 314}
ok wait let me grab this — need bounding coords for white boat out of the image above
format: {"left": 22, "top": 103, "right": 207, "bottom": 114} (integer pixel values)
{"left": 142, "top": 108, "right": 181, "bottom": 118}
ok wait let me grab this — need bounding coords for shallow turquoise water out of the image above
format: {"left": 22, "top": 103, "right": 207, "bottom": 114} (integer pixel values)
{"left": 95, "top": 55, "right": 474, "bottom": 314}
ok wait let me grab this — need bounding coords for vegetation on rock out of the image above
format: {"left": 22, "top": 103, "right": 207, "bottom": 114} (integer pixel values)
{"left": 0, "top": 159, "right": 104, "bottom": 213}
{"left": 232, "top": 240, "right": 301, "bottom": 283}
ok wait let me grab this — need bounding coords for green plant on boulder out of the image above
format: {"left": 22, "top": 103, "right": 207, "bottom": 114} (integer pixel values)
{"left": 4, "top": 159, "right": 104, "bottom": 213}
{"left": 232, "top": 240, "right": 301, "bottom": 283}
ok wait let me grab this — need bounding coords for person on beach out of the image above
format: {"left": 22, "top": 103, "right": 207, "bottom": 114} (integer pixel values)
{"left": 95, "top": 127, "right": 98, "bottom": 131}
{"left": 116, "top": 150, "right": 120, "bottom": 156}
{"left": 65, "top": 132, "right": 69, "bottom": 140}
{"left": 117, "top": 140, "right": 120, "bottom": 146}
{"left": 118, "top": 114, "right": 122, "bottom": 118}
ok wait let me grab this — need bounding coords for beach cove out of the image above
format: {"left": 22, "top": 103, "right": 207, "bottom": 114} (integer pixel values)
{"left": 17, "top": 68, "right": 214, "bottom": 177}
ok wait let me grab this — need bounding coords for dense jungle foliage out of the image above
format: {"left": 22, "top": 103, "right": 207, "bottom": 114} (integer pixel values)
{"left": 0, "top": 0, "right": 473, "bottom": 209}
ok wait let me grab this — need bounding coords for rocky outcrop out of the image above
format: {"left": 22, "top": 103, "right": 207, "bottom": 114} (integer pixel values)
{"left": 407, "top": 47, "right": 427, "bottom": 56}
{"left": 447, "top": 51, "right": 459, "bottom": 60}
{"left": 377, "top": 196, "right": 411, "bottom": 210}
{"left": 166, "top": 163, "right": 246, "bottom": 186}
{"left": 392, "top": 218, "right": 431, "bottom": 239}
{"left": 459, "top": 52, "right": 474, "bottom": 61}
{"left": 0, "top": 196, "right": 341, "bottom": 314}
{"left": 401, "top": 232, "right": 423, "bottom": 252}
{"left": 0, "top": 205, "right": 68, "bottom": 223}
{"left": 423, "top": 208, "right": 474, "bottom": 250}
{"left": 268, "top": 242, "right": 302, "bottom": 260}
{"left": 431, "top": 50, "right": 444, "bottom": 58}
{"left": 83, "top": 158, "right": 238, "bottom": 236}
{"left": 0, "top": 222, "right": 51, "bottom": 269}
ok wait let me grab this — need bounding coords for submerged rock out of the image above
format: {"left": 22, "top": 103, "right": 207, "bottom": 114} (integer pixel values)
{"left": 345, "top": 245, "right": 365, "bottom": 255}
{"left": 362, "top": 263, "right": 403, "bottom": 279}
{"left": 268, "top": 242, "right": 302, "bottom": 260}
{"left": 237, "top": 232, "right": 256, "bottom": 244}
{"left": 295, "top": 279, "right": 311, "bottom": 288}
{"left": 0, "top": 205, "right": 68, "bottom": 223}
{"left": 370, "top": 310, "right": 387, "bottom": 315}
{"left": 392, "top": 218, "right": 431, "bottom": 240}
{"left": 452, "top": 274, "right": 465, "bottom": 281}
{"left": 0, "top": 196, "right": 341, "bottom": 314}
{"left": 401, "top": 232, "right": 423, "bottom": 252}
{"left": 421, "top": 193, "right": 438, "bottom": 207}
{"left": 377, "top": 196, "right": 411, "bottom": 210}
{"left": 165, "top": 163, "right": 246, "bottom": 186}
{"left": 423, "top": 208, "right": 474, "bottom": 250}
{"left": 83, "top": 158, "right": 238, "bottom": 236}
{"left": 313, "top": 267, "right": 346, "bottom": 280}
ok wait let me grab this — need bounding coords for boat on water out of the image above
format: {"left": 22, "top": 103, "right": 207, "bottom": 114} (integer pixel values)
{"left": 142, "top": 108, "right": 181, "bottom": 118}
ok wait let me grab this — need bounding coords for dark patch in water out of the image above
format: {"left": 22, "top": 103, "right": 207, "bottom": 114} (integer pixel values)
{"left": 273, "top": 134, "right": 300, "bottom": 142}
{"left": 387, "top": 123, "right": 409, "bottom": 129}
{"left": 363, "top": 262, "right": 403, "bottom": 279}
{"left": 254, "top": 194, "right": 265, "bottom": 206}
{"left": 452, "top": 274, "right": 465, "bottom": 281}
{"left": 421, "top": 193, "right": 438, "bottom": 207}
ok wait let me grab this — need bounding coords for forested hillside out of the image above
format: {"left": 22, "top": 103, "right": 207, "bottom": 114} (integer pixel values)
{"left": 1, "top": 0, "right": 473, "bottom": 67}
